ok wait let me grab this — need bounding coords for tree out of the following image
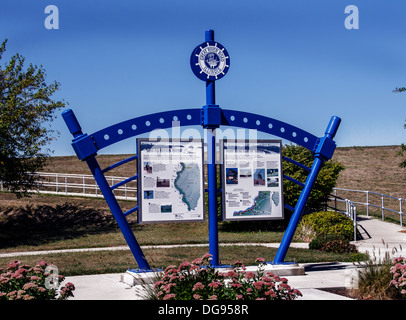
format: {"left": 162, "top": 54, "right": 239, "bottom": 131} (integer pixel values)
{"left": 282, "top": 144, "right": 344, "bottom": 212}
{"left": 393, "top": 87, "right": 406, "bottom": 167}
{"left": 0, "top": 39, "right": 67, "bottom": 196}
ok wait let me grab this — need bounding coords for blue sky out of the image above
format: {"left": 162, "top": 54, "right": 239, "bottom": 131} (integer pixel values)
{"left": 1, "top": 0, "right": 406, "bottom": 155}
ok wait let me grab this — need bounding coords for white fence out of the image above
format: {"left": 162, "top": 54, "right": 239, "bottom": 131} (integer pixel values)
{"left": 332, "top": 188, "right": 405, "bottom": 227}
{"left": 0, "top": 172, "right": 137, "bottom": 201}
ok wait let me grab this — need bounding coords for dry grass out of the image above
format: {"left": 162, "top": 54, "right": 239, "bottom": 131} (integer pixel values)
{"left": 331, "top": 145, "right": 406, "bottom": 221}
{"left": 42, "top": 154, "right": 137, "bottom": 176}
{"left": 332, "top": 145, "right": 406, "bottom": 198}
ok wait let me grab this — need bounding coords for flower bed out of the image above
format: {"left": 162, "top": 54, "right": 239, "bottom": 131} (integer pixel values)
{"left": 390, "top": 256, "right": 406, "bottom": 299}
{"left": 152, "top": 254, "right": 302, "bottom": 300}
{"left": 0, "top": 260, "right": 75, "bottom": 300}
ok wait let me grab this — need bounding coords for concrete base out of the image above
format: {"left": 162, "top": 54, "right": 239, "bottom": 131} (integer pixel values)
{"left": 122, "top": 263, "right": 305, "bottom": 287}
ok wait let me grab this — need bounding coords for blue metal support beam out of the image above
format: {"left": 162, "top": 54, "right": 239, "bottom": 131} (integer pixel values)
{"left": 62, "top": 109, "right": 151, "bottom": 271}
{"left": 204, "top": 29, "right": 221, "bottom": 267}
{"left": 273, "top": 116, "right": 341, "bottom": 264}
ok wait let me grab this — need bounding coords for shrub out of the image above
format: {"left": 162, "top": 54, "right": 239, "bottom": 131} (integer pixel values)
{"left": 320, "top": 239, "right": 358, "bottom": 253}
{"left": 282, "top": 145, "right": 344, "bottom": 212}
{"left": 0, "top": 260, "right": 74, "bottom": 300}
{"left": 296, "top": 211, "right": 354, "bottom": 242}
{"left": 390, "top": 256, "right": 406, "bottom": 299}
{"left": 355, "top": 242, "right": 400, "bottom": 300}
{"left": 308, "top": 234, "right": 338, "bottom": 250}
{"left": 151, "top": 254, "right": 302, "bottom": 300}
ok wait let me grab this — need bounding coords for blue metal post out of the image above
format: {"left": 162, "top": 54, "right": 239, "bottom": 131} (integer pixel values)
{"left": 273, "top": 116, "right": 341, "bottom": 264}
{"left": 62, "top": 109, "right": 151, "bottom": 270}
{"left": 205, "top": 29, "right": 220, "bottom": 266}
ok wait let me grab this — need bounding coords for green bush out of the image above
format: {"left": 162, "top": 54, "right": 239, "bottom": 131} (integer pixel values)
{"left": 283, "top": 145, "right": 344, "bottom": 212}
{"left": 296, "top": 211, "right": 354, "bottom": 242}
{"left": 320, "top": 239, "right": 358, "bottom": 253}
{"left": 308, "top": 234, "right": 338, "bottom": 250}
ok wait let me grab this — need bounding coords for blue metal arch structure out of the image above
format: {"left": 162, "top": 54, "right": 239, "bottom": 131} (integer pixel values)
{"left": 62, "top": 29, "right": 341, "bottom": 270}
{"left": 62, "top": 105, "right": 340, "bottom": 269}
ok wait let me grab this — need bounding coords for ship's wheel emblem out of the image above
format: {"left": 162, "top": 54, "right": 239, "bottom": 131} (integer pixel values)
{"left": 190, "top": 41, "right": 230, "bottom": 81}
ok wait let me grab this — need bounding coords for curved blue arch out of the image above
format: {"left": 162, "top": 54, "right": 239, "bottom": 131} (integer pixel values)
{"left": 68, "top": 107, "right": 319, "bottom": 159}
{"left": 91, "top": 108, "right": 202, "bottom": 151}
{"left": 220, "top": 109, "right": 317, "bottom": 150}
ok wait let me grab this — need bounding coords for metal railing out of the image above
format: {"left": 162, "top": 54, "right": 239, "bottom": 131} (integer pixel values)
{"left": 332, "top": 188, "right": 404, "bottom": 227}
{"left": 328, "top": 194, "right": 358, "bottom": 241}
{"left": 0, "top": 172, "right": 137, "bottom": 201}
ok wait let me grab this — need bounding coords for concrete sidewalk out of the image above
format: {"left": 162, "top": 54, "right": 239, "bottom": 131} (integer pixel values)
{"left": 351, "top": 216, "right": 406, "bottom": 258}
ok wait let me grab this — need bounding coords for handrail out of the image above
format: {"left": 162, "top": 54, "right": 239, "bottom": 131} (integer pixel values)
{"left": 328, "top": 193, "right": 357, "bottom": 241}
{"left": 332, "top": 187, "right": 404, "bottom": 227}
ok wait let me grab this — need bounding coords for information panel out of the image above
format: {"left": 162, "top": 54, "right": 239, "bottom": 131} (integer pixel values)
{"left": 221, "top": 139, "right": 284, "bottom": 221}
{"left": 137, "top": 138, "right": 205, "bottom": 223}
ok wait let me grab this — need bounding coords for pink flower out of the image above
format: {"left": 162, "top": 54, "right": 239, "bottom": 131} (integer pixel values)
{"left": 36, "top": 261, "right": 47, "bottom": 267}
{"left": 245, "top": 272, "right": 255, "bottom": 280}
{"left": 192, "top": 282, "right": 204, "bottom": 291}
{"left": 65, "top": 282, "right": 75, "bottom": 290}
{"left": 7, "top": 261, "right": 20, "bottom": 269}
{"left": 164, "top": 265, "right": 177, "bottom": 272}
{"left": 255, "top": 257, "right": 266, "bottom": 263}
{"left": 231, "top": 283, "right": 242, "bottom": 289}
{"left": 163, "top": 293, "right": 176, "bottom": 300}
{"left": 154, "top": 281, "right": 164, "bottom": 289}
{"left": 208, "top": 295, "right": 217, "bottom": 300}
{"left": 22, "top": 283, "right": 37, "bottom": 290}
{"left": 202, "top": 253, "right": 212, "bottom": 260}
{"left": 192, "top": 258, "right": 203, "bottom": 265}
{"left": 253, "top": 281, "right": 265, "bottom": 290}
{"left": 193, "top": 294, "right": 201, "bottom": 300}
{"left": 224, "top": 270, "right": 238, "bottom": 278}
{"left": 265, "top": 290, "right": 277, "bottom": 298}
{"left": 236, "top": 294, "right": 244, "bottom": 300}
{"left": 233, "top": 260, "right": 244, "bottom": 267}
{"left": 163, "top": 283, "right": 176, "bottom": 293}
{"left": 178, "top": 261, "right": 191, "bottom": 271}
{"left": 208, "top": 281, "right": 222, "bottom": 290}
{"left": 30, "top": 276, "right": 41, "bottom": 281}
{"left": 190, "top": 265, "right": 200, "bottom": 272}
{"left": 7, "top": 291, "right": 17, "bottom": 297}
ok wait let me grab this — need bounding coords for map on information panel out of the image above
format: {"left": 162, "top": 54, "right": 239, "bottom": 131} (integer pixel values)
{"left": 222, "top": 140, "right": 284, "bottom": 221}
{"left": 137, "top": 139, "right": 204, "bottom": 223}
